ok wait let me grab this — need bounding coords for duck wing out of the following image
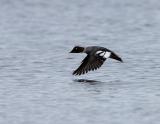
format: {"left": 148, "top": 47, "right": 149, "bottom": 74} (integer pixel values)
{"left": 73, "top": 54, "right": 106, "bottom": 75}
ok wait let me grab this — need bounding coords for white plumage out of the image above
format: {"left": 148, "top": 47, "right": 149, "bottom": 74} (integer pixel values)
{"left": 96, "top": 51, "right": 111, "bottom": 59}
{"left": 104, "top": 52, "right": 111, "bottom": 58}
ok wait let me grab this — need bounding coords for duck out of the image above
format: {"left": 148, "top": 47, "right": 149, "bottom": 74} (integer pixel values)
{"left": 70, "top": 46, "right": 123, "bottom": 75}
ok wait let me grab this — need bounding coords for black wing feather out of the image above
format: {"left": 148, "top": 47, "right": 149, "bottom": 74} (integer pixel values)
{"left": 73, "top": 54, "right": 106, "bottom": 75}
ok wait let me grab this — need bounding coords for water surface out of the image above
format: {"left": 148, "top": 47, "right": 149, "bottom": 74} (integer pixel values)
{"left": 0, "top": 0, "right": 160, "bottom": 124}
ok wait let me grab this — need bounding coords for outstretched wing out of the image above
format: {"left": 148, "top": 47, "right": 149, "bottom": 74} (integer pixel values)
{"left": 73, "top": 54, "right": 106, "bottom": 75}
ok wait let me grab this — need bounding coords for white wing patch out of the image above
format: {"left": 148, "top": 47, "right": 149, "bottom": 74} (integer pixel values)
{"left": 100, "top": 52, "right": 105, "bottom": 56}
{"left": 96, "top": 50, "right": 103, "bottom": 54}
{"left": 96, "top": 50, "right": 111, "bottom": 59}
{"left": 104, "top": 52, "right": 111, "bottom": 58}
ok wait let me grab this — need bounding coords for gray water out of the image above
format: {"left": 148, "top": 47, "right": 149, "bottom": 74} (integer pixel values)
{"left": 0, "top": 0, "right": 160, "bottom": 124}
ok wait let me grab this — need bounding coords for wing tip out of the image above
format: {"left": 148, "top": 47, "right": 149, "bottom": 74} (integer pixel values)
{"left": 72, "top": 70, "right": 85, "bottom": 76}
{"left": 72, "top": 70, "right": 79, "bottom": 76}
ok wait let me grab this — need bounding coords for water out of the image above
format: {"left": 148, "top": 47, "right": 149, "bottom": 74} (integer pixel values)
{"left": 0, "top": 0, "right": 160, "bottom": 124}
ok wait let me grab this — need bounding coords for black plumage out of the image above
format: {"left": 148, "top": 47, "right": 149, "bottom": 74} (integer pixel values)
{"left": 70, "top": 46, "right": 123, "bottom": 76}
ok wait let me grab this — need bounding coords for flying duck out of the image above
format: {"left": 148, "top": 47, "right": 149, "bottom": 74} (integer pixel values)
{"left": 70, "top": 46, "right": 123, "bottom": 75}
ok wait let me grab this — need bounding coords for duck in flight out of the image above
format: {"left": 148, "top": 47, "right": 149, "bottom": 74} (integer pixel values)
{"left": 70, "top": 46, "right": 123, "bottom": 75}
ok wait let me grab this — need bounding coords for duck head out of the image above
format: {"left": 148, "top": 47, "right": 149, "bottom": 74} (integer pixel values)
{"left": 70, "top": 46, "right": 84, "bottom": 53}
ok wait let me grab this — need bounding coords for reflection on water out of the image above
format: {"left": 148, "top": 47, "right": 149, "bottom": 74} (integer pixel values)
{"left": 73, "top": 79, "right": 102, "bottom": 84}
{"left": 0, "top": 0, "right": 160, "bottom": 124}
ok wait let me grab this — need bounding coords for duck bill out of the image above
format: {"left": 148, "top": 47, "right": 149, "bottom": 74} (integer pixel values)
{"left": 70, "top": 49, "right": 74, "bottom": 53}
{"left": 110, "top": 52, "right": 123, "bottom": 62}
